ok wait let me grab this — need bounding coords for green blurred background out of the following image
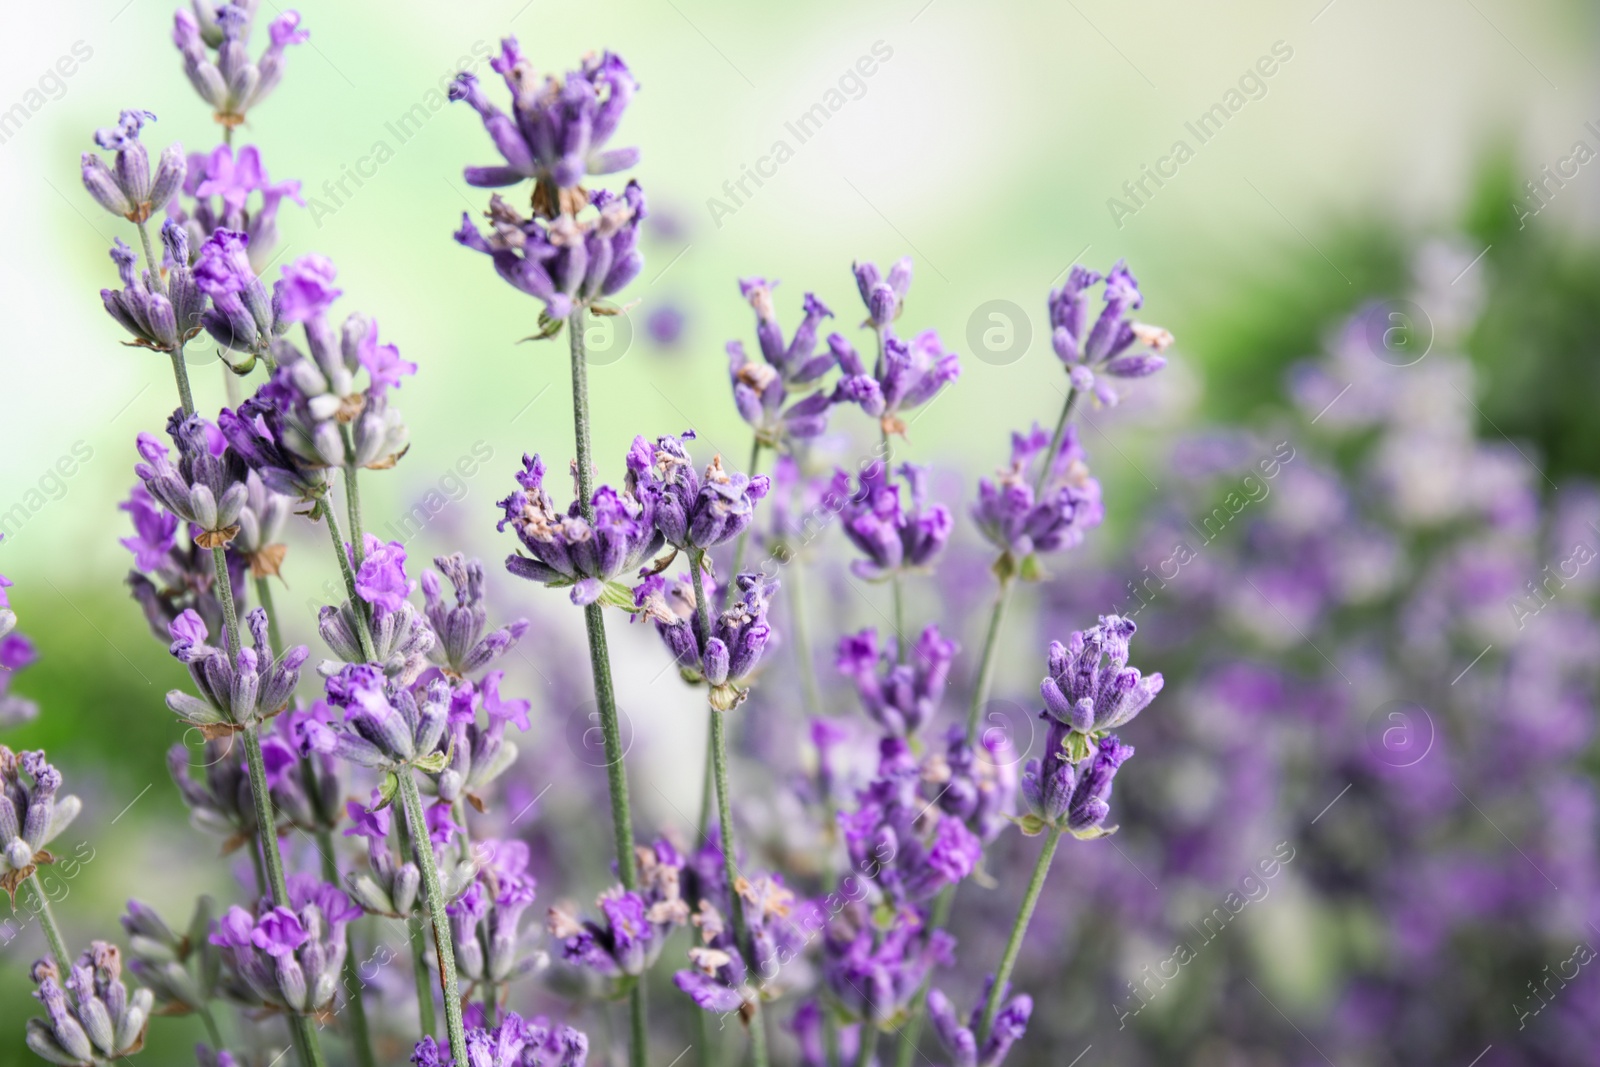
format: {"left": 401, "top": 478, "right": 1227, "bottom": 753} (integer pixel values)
{"left": 2, "top": 0, "right": 1599, "bottom": 1061}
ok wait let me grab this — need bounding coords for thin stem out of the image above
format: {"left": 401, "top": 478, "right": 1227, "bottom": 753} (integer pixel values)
{"left": 25, "top": 874, "right": 70, "bottom": 972}
{"left": 566, "top": 304, "right": 648, "bottom": 1067}
{"left": 254, "top": 576, "right": 283, "bottom": 651}
{"left": 962, "top": 576, "right": 1014, "bottom": 741}
{"left": 1034, "top": 389, "right": 1079, "bottom": 496}
{"left": 482, "top": 980, "right": 498, "bottom": 1026}
{"left": 787, "top": 559, "right": 824, "bottom": 719}
{"left": 169, "top": 345, "right": 197, "bottom": 418}
{"left": 879, "top": 427, "right": 908, "bottom": 664}
{"left": 977, "top": 826, "right": 1062, "bottom": 1043}
{"left": 198, "top": 1004, "right": 225, "bottom": 1049}
{"left": 304, "top": 754, "right": 377, "bottom": 1067}
{"left": 340, "top": 424, "right": 367, "bottom": 568}
{"left": 393, "top": 800, "right": 438, "bottom": 1038}
{"left": 853, "top": 1025, "right": 877, "bottom": 1067}
{"left": 723, "top": 438, "right": 765, "bottom": 606}
{"left": 398, "top": 771, "right": 469, "bottom": 1067}
{"left": 891, "top": 888, "right": 954, "bottom": 1067}
{"left": 317, "top": 496, "right": 377, "bottom": 662}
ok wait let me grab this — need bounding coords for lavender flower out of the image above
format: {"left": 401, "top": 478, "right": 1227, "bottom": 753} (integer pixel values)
{"left": 170, "top": 144, "right": 303, "bottom": 257}
{"left": 737, "top": 280, "right": 838, "bottom": 387}
{"left": 837, "top": 737, "right": 982, "bottom": 905}
{"left": 164, "top": 607, "right": 308, "bottom": 731}
{"left": 411, "top": 1010, "right": 589, "bottom": 1067}
{"left": 497, "top": 453, "right": 663, "bottom": 607}
{"left": 121, "top": 484, "right": 242, "bottom": 640}
{"left": 318, "top": 595, "right": 435, "bottom": 679}
{"left": 168, "top": 722, "right": 334, "bottom": 844}
{"left": 421, "top": 554, "right": 530, "bottom": 676}
{"left": 831, "top": 328, "right": 960, "bottom": 436}
{"left": 194, "top": 229, "right": 276, "bottom": 354}
{"left": 634, "top": 570, "right": 778, "bottom": 710}
{"left": 1018, "top": 723, "right": 1133, "bottom": 839}
{"left": 427, "top": 674, "right": 528, "bottom": 805}
{"left": 231, "top": 469, "right": 291, "bottom": 579}
{"left": 172, "top": 2, "right": 308, "bottom": 127}
{"left": 0, "top": 748, "right": 81, "bottom": 898}
{"left": 208, "top": 876, "right": 357, "bottom": 1014}
{"left": 26, "top": 943, "right": 153, "bottom": 1065}
{"left": 835, "top": 625, "right": 957, "bottom": 738}
{"left": 853, "top": 257, "right": 913, "bottom": 331}
{"left": 930, "top": 726, "right": 1018, "bottom": 844}
{"left": 81, "top": 109, "right": 185, "bottom": 222}
{"left": 971, "top": 422, "right": 1104, "bottom": 568}
{"left": 832, "top": 462, "right": 952, "bottom": 580}
{"left": 217, "top": 391, "right": 329, "bottom": 502}
{"left": 134, "top": 411, "right": 249, "bottom": 547}
{"left": 927, "top": 983, "right": 1033, "bottom": 1067}
{"left": 822, "top": 905, "right": 954, "bottom": 1028}
{"left": 100, "top": 225, "right": 205, "bottom": 351}
{"left": 0, "top": 631, "right": 39, "bottom": 729}
{"left": 674, "top": 871, "right": 817, "bottom": 1014}
{"left": 449, "top": 40, "right": 638, "bottom": 211}
{"left": 1048, "top": 262, "right": 1171, "bottom": 406}
{"left": 1039, "top": 615, "right": 1163, "bottom": 737}
{"left": 122, "top": 898, "right": 217, "bottom": 1017}
{"left": 449, "top": 838, "right": 538, "bottom": 983}
{"left": 342, "top": 789, "right": 421, "bottom": 918}
{"left": 320, "top": 664, "right": 451, "bottom": 772}
{"left": 625, "top": 432, "right": 770, "bottom": 551}
{"left": 547, "top": 840, "right": 688, "bottom": 981}
{"left": 454, "top": 184, "right": 646, "bottom": 323}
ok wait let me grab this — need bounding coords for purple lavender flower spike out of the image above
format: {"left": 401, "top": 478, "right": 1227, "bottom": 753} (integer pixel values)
{"left": 171, "top": 143, "right": 304, "bottom": 259}
{"left": 454, "top": 182, "right": 647, "bottom": 325}
{"left": 1020, "top": 718, "right": 1133, "bottom": 839}
{"left": 26, "top": 943, "right": 154, "bottom": 1064}
{"left": 412, "top": 1010, "right": 590, "bottom": 1067}
{"left": 832, "top": 461, "right": 952, "bottom": 581}
{"left": 791, "top": 999, "right": 869, "bottom": 1067}
{"left": 122, "top": 898, "right": 219, "bottom": 1018}
{"left": 423, "top": 673, "right": 528, "bottom": 806}
{"left": 195, "top": 228, "right": 276, "bottom": 354}
{"left": 831, "top": 327, "right": 960, "bottom": 437}
{"left": 1048, "top": 261, "right": 1171, "bottom": 406}
{"left": 449, "top": 41, "right": 638, "bottom": 214}
{"left": 217, "top": 390, "right": 328, "bottom": 502}
{"left": 497, "top": 453, "right": 663, "bottom": 607}
{"left": 1040, "top": 615, "right": 1163, "bottom": 737}
{"left": 635, "top": 570, "right": 778, "bottom": 709}
{"left": 321, "top": 665, "right": 451, "bottom": 771}
{"left": 448, "top": 838, "right": 538, "bottom": 983}
{"left": 422, "top": 554, "right": 530, "bottom": 676}
{"left": 933, "top": 725, "right": 1019, "bottom": 843}
{"left": 853, "top": 256, "right": 913, "bottom": 330}
{"left": 134, "top": 409, "right": 251, "bottom": 546}
{"left": 100, "top": 227, "right": 206, "bottom": 351}
{"left": 164, "top": 606, "right": 308, "bottom": 730}
{"left": 835, "top": 624, "right": 957, "bottom": 738}
{"left": 344, "top": 789, "right": 423, "bottom": 918}
{"left": 173, "top": 3, "right": 308, "bottom": 126}
{"left": 928, "top": 982, "right": 1033, "bottom": 1067}
{"left": 82, "top": 109, "right": 184, "bottom": 222}
{"left": 208, "top": 875, "right": 355, "bottom": 1014}
{"left": 823, "top": 905, "right": 955, "bottom": 1028}
{"left": 547, "top": 839, "right": 688, "bottom": 982}
{"left": 626, "top": 431, "right": 771, "bottom": 551}
{"left": 350, "top": 534, "right": 415, "bottom": 617}
{"left": 971, "top": 422, "right": 1104, "bottom": 570}
{"left": 1, "top": 748, "right": 82, "bottom": 890}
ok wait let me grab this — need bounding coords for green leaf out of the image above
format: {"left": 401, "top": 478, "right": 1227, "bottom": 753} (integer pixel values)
{"left": 1018, "top": 553, "right": 1048, "bottom": 583}
{"left": 376, "top": 772, "right": 400, "bottom": 810}
{"left": 413, "top": 750, "right": 450, "bottom": 774}
{"left": 1062, "top": 730, "right": 1094, "bottom": 763}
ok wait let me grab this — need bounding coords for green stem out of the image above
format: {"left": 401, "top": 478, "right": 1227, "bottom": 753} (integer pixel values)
{"left": 304, "top": 757, "right": 377, "bottom": 1067}
{"left": 341, "top": 424, "right": 367, "bottom": 569}
{"left": 254, "top": 576, "right": 282, "bottom": 650}
{"left": 854, "top": 1025, "right": 877, "bottom": 1067}
{"left": 688, "top": 548, "right": 767, "bottom": 1067}
{"left": 25, "top": 874, "right": 70, "bottom": 972}
{"left": 197, "top": 1005, "right": 224, "bottom": 1049}
{"left": 394, "top": 799, "right": 438, "bottom": 1039}
{"left": 317, "top": 496, "right": 377, "bottom": 663}
{"left": 169, "top": 345, "right": 197, "bottom": 418}
{"left": 482, "top": 980, "right": 498, "bottom": 1025}
{"left": 787, "top": 559, "right": 824, "bottom": 719}
{"left": 723, "top": 438, "right": 765, "bottom": 607}
{"left": 566, "top": 304, "right": 648, "bottom": 1067}
{"left": 398, "top": 771, "right": 469, "bottom": 1067}
{"left": 1034, "top": 389, "right": 1079, "bottom": 496}
{"left": 977, "top": 826, "right": 1062, "bottom": 1043}
{"left": 962, "top": 576, "right": 1014, "bottom": 740}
